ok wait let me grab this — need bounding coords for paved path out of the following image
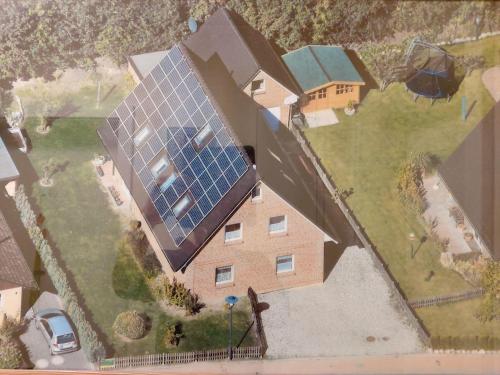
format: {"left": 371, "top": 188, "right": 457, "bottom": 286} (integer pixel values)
{"left": 19, "top": 292, "right": 94, "bottom": 371}
{"left": 113, "top": 353, "right": 499, "bottom": 374}
{"left": 305, "top": 109, "right": 339, "bottom": 127}
{"left": 258, "top": 246, "right": 425, "bottom": 358}
{"left": 482, "top": 67, "right": 500, "bottom": 102}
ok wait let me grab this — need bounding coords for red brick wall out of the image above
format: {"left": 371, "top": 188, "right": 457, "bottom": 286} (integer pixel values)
{"left": 184, "top": 183, "right": 325, "bottom": 302}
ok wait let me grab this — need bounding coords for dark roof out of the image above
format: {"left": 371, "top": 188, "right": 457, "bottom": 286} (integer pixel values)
{"left": 439, "top": 102, "right": 500, "bottom": 260}
{"left": 0, "top": 209, "right": 37, "bottom": 289}
{"left": 0, "top": 136, "right": 19, "bottom": 182}
{"left": 282, "top": 45, "right": 364, "bottom": 92}
{"left": 184, "top": 7, "right": 301, "bottom": 95}
{"left": 98, "top": 44, "right": 257, "bottom": 272}
{"left": 185, "top": 43, "right": 360, "bottom": 249}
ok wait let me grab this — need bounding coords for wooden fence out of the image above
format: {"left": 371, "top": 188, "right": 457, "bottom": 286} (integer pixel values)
{"left": 409, "top": 288, "right": 484, "bottom": 309}
{"left": 289, "top": 123, "right": 430, "bottom": 346}
{"left": 100, "top": 346, "right": 261, "bottom": 370}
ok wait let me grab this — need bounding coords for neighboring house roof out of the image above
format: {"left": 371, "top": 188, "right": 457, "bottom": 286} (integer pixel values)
{"left": 0, "top": 137, "right": 19, "bottom": 182}
{"left": 438, "top": 102, "right": 500, "bottom": 260}
{"left": 184, "top": 7, "right": 301, "bottom": 95}
{"left": 128, "top": 50, "right": 169, "bottom": 81}
{"left": 282, "top": 45, "right": 364, "bottom": 92}
{"left": 0, "top": 210, "right": 37, "bottom": 290}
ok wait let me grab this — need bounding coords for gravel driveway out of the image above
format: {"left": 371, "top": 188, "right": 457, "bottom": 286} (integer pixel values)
{"left": 259, "top": 246, "right": 425, "bottom": 358}
{"left": 20, "top": 292, "right": 94, "bottom": 371}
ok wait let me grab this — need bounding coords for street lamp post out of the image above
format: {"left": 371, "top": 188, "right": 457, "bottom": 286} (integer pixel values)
{"left": 225, "top": 295, "right": 239, "bottom": 360}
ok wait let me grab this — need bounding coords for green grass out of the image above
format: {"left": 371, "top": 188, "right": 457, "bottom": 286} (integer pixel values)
{"left": 447, "top": 35, "right": 500, "bottom": 68}
{"left": 25, "top": 115, "right": 254, "bottom": 356}
{"left": 303, "top": 36, "right": 499, "bottom": 338}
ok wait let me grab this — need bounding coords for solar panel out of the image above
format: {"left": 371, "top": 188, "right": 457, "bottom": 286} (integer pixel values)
{"left": 106, "top": 44, "right": 249, "bottom": 246}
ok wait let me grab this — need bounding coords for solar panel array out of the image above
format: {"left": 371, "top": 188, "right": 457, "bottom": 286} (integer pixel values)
{"left": 106, "top": 45, "right": 249, "bottom": 246}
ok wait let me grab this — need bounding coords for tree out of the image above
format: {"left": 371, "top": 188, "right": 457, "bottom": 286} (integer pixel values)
{"left": 41, "top": 158, "right": 57, "bottom": 186}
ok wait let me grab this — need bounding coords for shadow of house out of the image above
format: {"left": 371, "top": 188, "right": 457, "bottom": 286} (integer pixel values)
{"left": 345, "top": 49, "right": 379, "bottom": 101}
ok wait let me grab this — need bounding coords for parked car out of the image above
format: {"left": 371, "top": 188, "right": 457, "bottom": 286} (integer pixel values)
{"left": 34, "top": 309, "right": 79, "bottom": 355}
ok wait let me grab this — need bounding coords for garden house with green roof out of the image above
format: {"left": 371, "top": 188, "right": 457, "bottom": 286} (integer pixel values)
{"left": 282, "top": 45, "right": 365, "bottom": 112}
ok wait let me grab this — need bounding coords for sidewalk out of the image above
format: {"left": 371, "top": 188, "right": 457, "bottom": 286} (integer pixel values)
{"left": 122, "top": 353, "right": 499, "bottom": 375}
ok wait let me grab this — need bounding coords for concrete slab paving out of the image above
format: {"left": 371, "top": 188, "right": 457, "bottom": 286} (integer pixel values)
{"left": 305, "top": 109, "right": 339, "bottom": 128}
{"left": 259, "top": 246, "right": 425, "bottom": 358}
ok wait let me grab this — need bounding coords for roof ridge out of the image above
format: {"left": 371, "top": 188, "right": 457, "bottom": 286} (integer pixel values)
{"left": 308, "top": 45, "right": 331, "bottom": 83}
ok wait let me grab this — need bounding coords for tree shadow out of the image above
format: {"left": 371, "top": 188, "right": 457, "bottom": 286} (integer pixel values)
{"left": 55, "top": 103, "right": 81, "bottom": 118}
{"left": 345, "top": 49, "right": 379, "bottom": 101}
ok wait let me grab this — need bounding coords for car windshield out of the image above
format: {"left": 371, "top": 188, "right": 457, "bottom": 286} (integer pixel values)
{"left": 56, "top": 333, "right": 75, "bottom": 344}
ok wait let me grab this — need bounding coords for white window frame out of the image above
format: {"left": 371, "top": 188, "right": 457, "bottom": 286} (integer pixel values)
{"left": 224, "top": 223, "right": 243, "bottom": 243}
{"left": 133, "top": 126, "right": 151, "bottom": 147}
{"left": 276, "top": 255, "right": 294, "bottom": 274}
{"left": 215, "top": 265, "right": 234, "bottom": 285}
{"left": 269, "top": 215, "right": 287, "bottom": 234}
{"left": 251, "top": 183, "right": 262, "bottom": 202}
{"left": 251, "top": 79, "right": 265, "bottom": 94}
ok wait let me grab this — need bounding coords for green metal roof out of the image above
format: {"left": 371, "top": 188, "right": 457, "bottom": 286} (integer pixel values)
{"left": 282, "top": 45, "right": 363, "bottom": 92}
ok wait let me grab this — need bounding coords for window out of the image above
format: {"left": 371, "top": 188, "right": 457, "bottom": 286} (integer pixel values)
{"left": 151, "top": 156, "right": 170, "bottom": 179}
{"left": 269, "top": 215, "right": 287, "bottom": 233}
{"left": 193, "top": 124, "right": 214, "bottom": 150}
{"left": 150, "top": 155, "right": 178, "bottom": 192}
{"left": 318, "top": 88, "right": 327, "bottom": 99}
{"left": 215, "top": 265, "right": 233, "bottom": 284}
{"left": 133, "top": 126, "right": 151, "bottom": 147}
{"left": 41, "top": 320, "right": 53, "bottom": 338}
{"left": 308, "top": 92, "right": 317, "bottom": 101}
{"left": 336, "top": 84, "right": 353, "bottom": 95}
{"left": 224, "top": 223, "right": 242, "bottom": 242}
{"left": 251, "top": 79, "right": 265, "bottom": 93}
{"left": 276, "top": 255, "right": 294, "bottom": 273}
{"left": 251, "top": 183, "right": 262, "bottom": 201}
{"left": 173, "top": 194, "right": 193, "bottom": 218}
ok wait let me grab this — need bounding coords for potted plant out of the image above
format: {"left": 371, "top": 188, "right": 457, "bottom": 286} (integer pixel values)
{"left": 344, "top": 100, "right": 356, "bottom": 116}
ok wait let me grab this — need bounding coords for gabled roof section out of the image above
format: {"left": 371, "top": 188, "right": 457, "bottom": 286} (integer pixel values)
{"left": 0, "top": 210, "right": 37, "bottom": 289}
{"left": 439, "top": 102, "right": 500, "bottom": 260}
{"left": 184, "top": 7, "right": 301, "bottom": 95}
{"left": 98, "top": 44, "right": 256, "bottom": 272}
{"left": 282, "top": 45, "right": 364, "bottom": 92}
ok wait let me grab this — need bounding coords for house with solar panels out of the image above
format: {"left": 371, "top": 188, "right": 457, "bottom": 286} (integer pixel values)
{"left": 98, "top": 8, "right": 358, "bottom": 300}
{"left": 282, "top": 45, "right": 365, "bottom": 112}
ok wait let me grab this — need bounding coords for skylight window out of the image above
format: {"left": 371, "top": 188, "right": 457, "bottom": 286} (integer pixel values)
{"left": 151, "top": 156, "right": 170, "bottom": 179}
{"left": 193, "top": 124, "right": 214, "bottom": 150}
{"left": 173, "top": 194, "right": 193, "bottom": 218}
{"left": 133, "top": 126, "right": 151, "bottom": 147}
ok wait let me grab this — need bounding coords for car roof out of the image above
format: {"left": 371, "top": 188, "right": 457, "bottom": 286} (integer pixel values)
{"left": 44, "top": 313, "right": 74, "bottom": 336}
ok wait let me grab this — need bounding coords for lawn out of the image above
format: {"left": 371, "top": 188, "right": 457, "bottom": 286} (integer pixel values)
{"left": 303, "top": 36, "right": 499, "bottom": 337}
{"left": 23, "top": 71, "right": 254, "bottom": 356}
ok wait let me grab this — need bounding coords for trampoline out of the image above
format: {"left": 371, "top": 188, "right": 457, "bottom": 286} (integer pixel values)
{"left": 404, "top": 39, "right": 456, "bottom": 99}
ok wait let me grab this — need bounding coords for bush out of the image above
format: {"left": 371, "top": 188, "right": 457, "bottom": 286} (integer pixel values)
{"left": 0, "top": 317, "right": 23, "bottom": 339}
{"left": 163, "top": 322, "right": 182, "bottom": 347}
{"left": 150, "top": 274, "right": 174, "bottom": 301}
{"left": 397, "top": 152, "right": 433, "bottom": 213}
{"left": 149, "top": 275, "right": 204, "bottom": 315}
{"left": 184, "top": 293, "right": 204, "bottom": 316}
{"left": 113, "top": 311, "right": 146, "bottom": 340}
{"left": 14, "top": 185, "right": 105, "bottom": 362}
{"left": 0, "top": 338, "right": 23, "bottom": 369}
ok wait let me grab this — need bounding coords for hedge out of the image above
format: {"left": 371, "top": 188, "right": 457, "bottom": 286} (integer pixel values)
{"left": 431, "top": 336, "right": 500, "bottom": 350}
{"left": 14, "top": 185, "right": 105, "bottom": 362}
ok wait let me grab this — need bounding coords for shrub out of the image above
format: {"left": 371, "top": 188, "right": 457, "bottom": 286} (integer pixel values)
{"left": 150, "top": 274, "right": 173, "bottom": 301}
{"left": 163, "top": 322, "right": 182, "bottom": 347}
{"left": 0, "top": 317, "right": 23, "bottom": 339}
{"left": 184, "top": 293, "right": 204, "bottom": 316}
{"left": 396, "top": 152, "right": 433, "bottom": 213}
{"left": 0, "top": 338, "right": 23, "bottom": 369}
{"left": 170, "top": 278, "right": 190, "bottom": 308}
{"left": 113, "top": 311, "right": 146, "bottom": 340}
